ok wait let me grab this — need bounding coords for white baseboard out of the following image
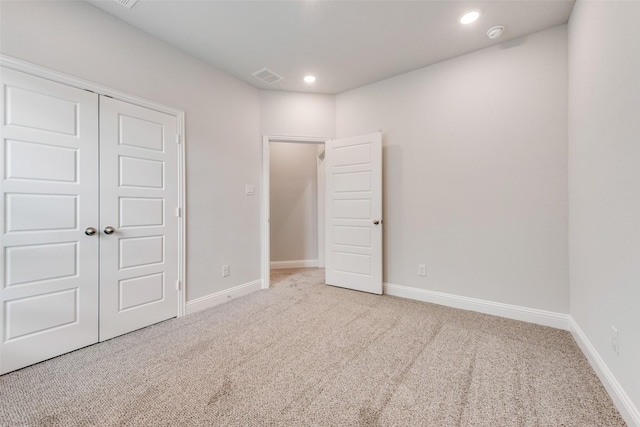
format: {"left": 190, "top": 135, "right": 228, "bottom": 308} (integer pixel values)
{"left": 185, "top": 279, "right": 263, "bottom": 315}
{"left": 270, "top": 259, "right": 318, "bottom": 269}
{"left": 184, "top": 278, "right": 636, "bottom": 425}
{"left": 383, "top": 283, "right": 637, "bottom": 425}
{"left": 570, "top": 318, "right": 640, "bottom": 427}
{"left": 383, "top": 282, "right": 570, "bottom": 330}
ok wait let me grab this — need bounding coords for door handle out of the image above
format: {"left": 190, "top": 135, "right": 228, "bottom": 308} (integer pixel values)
{"left": 104, "top": 226, "right": 116, "bottom": 235}
{"left": 85, "top": 227, "right": 97, "bottom": 236}
{"left": 373, "top": 220, "right": 380, "bottom": 225}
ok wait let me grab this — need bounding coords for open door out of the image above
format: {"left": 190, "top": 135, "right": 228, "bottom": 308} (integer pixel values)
{"left": 325, "top": 132, "right": 382, "bottom": 294}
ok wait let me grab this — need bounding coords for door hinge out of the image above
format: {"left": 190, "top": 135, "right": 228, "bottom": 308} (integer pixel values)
{"left": 176, "top": 280, "right": 182, "bottom": 291}
{"left": 176, "top": 134, "right": 181, "bottom": 144}
{"left": 176, "top": 207, "right": 181, "bottom": 217}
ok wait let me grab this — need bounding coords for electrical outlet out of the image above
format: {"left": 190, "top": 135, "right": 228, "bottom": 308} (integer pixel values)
{"left": 418, "top": 264, "right": 426, "bottom": 277}
{"left": 222, "top": 264, "right": 230, "bottom": 277}
{"left": 611, "top": 326, "right": 619, "bottom": 355}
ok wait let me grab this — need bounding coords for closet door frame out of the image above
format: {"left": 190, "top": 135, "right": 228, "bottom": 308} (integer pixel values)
{"left": 0, "top": 54, "right": 187, "bottom": 318}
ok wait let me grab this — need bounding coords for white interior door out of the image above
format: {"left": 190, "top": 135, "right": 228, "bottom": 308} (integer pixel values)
{"left": 98, "top": 97, "right": 179, "bottom": 341}
{"left": 0, "top": 68, "right": 99, "bottom": 374}
{"left": 325, "top": 132, "right": 382, "bottom": 294}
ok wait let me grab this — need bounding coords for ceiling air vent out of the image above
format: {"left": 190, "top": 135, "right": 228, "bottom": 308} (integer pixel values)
{"left": 252, "top": 68, "right": 283, "bottom": 85}
{"left": 114, "top": 0, "right": 138, "bottom": 9}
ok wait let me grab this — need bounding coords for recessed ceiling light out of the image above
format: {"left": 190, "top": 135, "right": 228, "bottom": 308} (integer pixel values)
{"left": 460, "top": 11, "right": 480, "bottom": 25}
{"left": 304, "top": 75, "right": 316, "bottom": 83}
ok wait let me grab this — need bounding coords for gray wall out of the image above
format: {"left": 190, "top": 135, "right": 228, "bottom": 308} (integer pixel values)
{"left": 3, "top": 1, "right": 637, "bottom": 419}
{"left": 270, "top": 143, "right": 319, "bottom": 263}
{"left": 0, "top": 1, "right": 262, "bottom": 301}
{"left": 260, "top": 90, "right": 335, "bottom": 138}
{"left": 259, "top": 91, "right": 335, "bottom": 267}
{"left": 568, "top": 0, "right": 640, "bottom": 414}
{"left": 336, "top": 26, "right": 569, "bottom": 313}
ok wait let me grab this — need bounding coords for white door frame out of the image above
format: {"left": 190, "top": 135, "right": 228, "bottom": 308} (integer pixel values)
{"left": 0, "top": 54, "right": 187, "bottom": 317}
{"left": 261, "top": 135, "right": 330, "bottom": 289}
{"left": 317, "top": 144, "right": 326, "bottom": 269}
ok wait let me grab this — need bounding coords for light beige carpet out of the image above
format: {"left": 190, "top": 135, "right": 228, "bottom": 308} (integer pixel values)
{"left": 0, "top": 268, "right": 625, "bottom": 426}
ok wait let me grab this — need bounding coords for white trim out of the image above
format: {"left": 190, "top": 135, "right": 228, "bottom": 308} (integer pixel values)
{"left": 270, "top": 259, "right": 319, "bottom": 269}
{"left": 261, "top": 136, "right": 271, "bottom": 289}
{"left": 185, "top": 280, "right": 263, "bottom": 315}
{"left": 384, "top": 283, "right": 570, "bottom": 330}
{"left": 383, "top": 283, "right": 638, "bottom": 425}
{"left": 570, "top": 318, "right": 640, "bottom": 427}
{"left": 266, "top": 135, "right": 329, "bottom": 144}
{"left": 261, "top": 135, "right": 330, "bottom": 290}
{"left": 177, "top": 112, "right": 186, "bottom": 317}
{"left": 1, "top": 55, "right": 187, "bottom": 318}
{"left": 0, "top": 55, "right": 182, "bottom": 116}
{"left": 316, "top": 145, "right": 326, "bottom": 268}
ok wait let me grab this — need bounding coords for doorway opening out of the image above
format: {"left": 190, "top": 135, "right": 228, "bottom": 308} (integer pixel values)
{"left": 261, "top": 136, "right": 329, "bottom": 288}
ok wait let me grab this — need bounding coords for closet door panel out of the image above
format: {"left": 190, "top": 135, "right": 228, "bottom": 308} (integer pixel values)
{"left": 0, "top": 68, "right": 99, "bottom": 374}
{"left": 99, "top": 97, "right": 178, "bottom": 341}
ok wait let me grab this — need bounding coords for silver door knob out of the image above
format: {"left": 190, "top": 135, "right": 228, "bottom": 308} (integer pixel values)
{"left": 85, "top": 227, "right": 97, "bottom": 236}
{"left": 373, "top": 220, "right": 380, "bottom": 225}
{"left": 104, "top": 226, "right": 116, "bottom": 235}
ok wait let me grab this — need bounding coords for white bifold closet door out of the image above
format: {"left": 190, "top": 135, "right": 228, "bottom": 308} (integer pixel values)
{"left": 0, "top": 68, "right": 100, "bottom": 374}
{"left": 0, "top": 68, "right": 179, "bottom": 374}
{"left": 98, "top": 97, "right": 178, "bottom": 341}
